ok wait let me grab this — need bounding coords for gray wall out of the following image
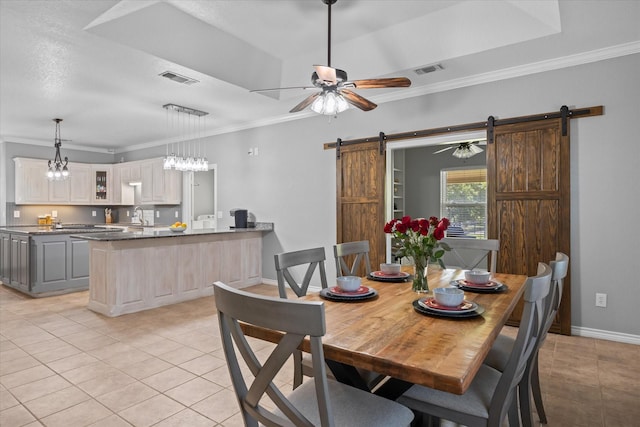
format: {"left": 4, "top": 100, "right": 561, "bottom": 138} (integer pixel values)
{"left": 2, "top": 53, "right": 639, "bottom": 336}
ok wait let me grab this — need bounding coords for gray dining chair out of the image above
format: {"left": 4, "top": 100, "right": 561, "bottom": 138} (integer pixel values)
{"left": 275, "top": 247, "right": 329, "bottom": 388}
{"left": 397, "top": 263, "right": 552, "bottom": 427}
{"left": 483, "top": 252, "right": 569, "bottom": 427}
{"left": 334, "top": 240, "right": 372, "bottom": 277}
{"left": 275, "top": 247, "right": 329, "bottom": 299}
{"left": 441, "top": 237, "right": 500, "bottom": 274}
{"left": 213, "top": 281, "right": 414, "bottom": 427}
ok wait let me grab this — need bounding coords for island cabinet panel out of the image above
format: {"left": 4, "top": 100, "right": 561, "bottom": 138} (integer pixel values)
{"left": 0, "top": 232, "right": 10, "bottom": 284}
{"left": 10, "top": 235, "right": 30, "bottom": 291}
{"left": 86, "top": 231, "right": 263, "bottom": 316}
{"left": 153, "top": 245, "right": 178, "bottom": 299}
{"left": 30, "top": 234, "right": 90, "bottom": 295}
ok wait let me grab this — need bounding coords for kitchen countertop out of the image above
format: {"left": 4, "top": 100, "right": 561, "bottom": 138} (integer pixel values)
{"left": 0, "top": 225, "right": 123, "bottom": 235}
{"left": 70, "top": 222, "right": 274, "bottom": 241}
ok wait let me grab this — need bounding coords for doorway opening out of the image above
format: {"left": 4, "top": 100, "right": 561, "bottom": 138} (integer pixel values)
{"left": 182, "top": 164, "right": 218, "bottom": 230}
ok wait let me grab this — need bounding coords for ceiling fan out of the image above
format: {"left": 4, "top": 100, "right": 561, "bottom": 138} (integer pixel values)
{"left": 251, "top": 0, "right": 411, "bottom": 115}
{"left": 433, "top": 141, "right": 485, "bottom": 159}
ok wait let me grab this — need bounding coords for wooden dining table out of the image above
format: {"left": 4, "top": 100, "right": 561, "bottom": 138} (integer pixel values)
{"left": 241, "top": 267, "right": 527, "bottom": 395}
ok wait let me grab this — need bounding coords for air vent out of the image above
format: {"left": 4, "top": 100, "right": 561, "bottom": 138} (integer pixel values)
{"left": 159, "top": 71, "right": 199, "bottom": 85}
{"left": 414, "top": 64, "right": 444, "bottom": 75}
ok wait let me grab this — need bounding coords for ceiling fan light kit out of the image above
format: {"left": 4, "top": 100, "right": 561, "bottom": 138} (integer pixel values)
{"left": 252, "top": 0, "right": 411, "bottom": 116}
{"left": 452, "top": 142, "right": 484, "bottom": 159}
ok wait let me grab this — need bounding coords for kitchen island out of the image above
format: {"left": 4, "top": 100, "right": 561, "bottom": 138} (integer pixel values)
{"left": 71, "top": 223, "right": 273, "bottom": 317}
{"left": 0, "top": 225, "right": 118, "bottom": 297}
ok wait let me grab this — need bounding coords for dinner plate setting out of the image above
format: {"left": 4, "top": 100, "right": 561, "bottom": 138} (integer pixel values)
{"left": 368, "top": 271, "right": 411, "bottom": 283}
{"left": 320, "top": 286, "right": 378, "bottom": 302}
{"left": 451, "top": 279, "right": 508, "bottom": 293}
{"left": 413, "top": 297, "right": 485, "bottom": 318}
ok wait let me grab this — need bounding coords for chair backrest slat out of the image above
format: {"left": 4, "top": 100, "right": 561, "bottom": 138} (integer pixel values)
{"left": 334, "top": 240, "right": 372, "bottom": 276}
{"left": 441, "top": 237, "right": 499, "bottom": 273}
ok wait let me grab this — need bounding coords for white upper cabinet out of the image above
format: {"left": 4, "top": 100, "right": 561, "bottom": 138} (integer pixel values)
{"left": 14, "top": 157, "right": 181, "bottom": 206}
{"left": 69, "top": 163, "right": 92, "bottom": 204}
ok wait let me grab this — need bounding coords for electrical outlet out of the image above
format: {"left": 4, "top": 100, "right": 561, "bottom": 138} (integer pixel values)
{"left": 254, "top": 147, "right": 259, "bottom": 156}
{"left": 92, "top": 211, "right": 96, "bottom": 217}
{"left": 595, "top": 293, "right": 607, "bottom": 307}
{"left": 51, "top": 210, "right": 58, "bottom": 217}
{"left": 156, "top": 211, "right": 160, "bottom": 218}
{"left": 175, "top": 211, "right": 179, "bottom": 218}
{"left": 217, "top": 211, "right": 223, "bottom": 219}
{"left": 126, "top": 211, "right": 130, "bottom": 217}
{"left": 13, "top": 210, "right": 20, "bottom": 218}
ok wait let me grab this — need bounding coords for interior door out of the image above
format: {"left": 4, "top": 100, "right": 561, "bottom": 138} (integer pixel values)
{"left": 487, "top": 118, "right": 571, "bottom": 334}
{"left": 336, "top": 140, "right": 386, "bottom": 276}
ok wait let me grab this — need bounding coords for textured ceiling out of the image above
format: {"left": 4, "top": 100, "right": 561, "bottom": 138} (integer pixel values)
{"left": 0, "top": 0, "right": 638, "bottom": 153}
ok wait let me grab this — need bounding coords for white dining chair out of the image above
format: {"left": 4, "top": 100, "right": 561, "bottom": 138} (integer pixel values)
{"left": 334, "top": 240, "right": 372, "bottom": 277}
{"left": 441, "top": 237, "right": 500, "bottom": 274}
{"left": 483, "top": 252, "right": 569, "bottom": 426}
{"left": 275, "top": 247, "right": 330, "bottom": 389}
{"left": 397, "top": 263, "right": 552, "bottom": 427}
{"left": 213, "top": 281, "right": 414, "bottom": 427}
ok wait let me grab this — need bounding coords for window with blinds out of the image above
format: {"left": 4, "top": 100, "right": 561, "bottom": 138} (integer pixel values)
{"left": 440, "top": 168, "right": 487, "bottom": 238}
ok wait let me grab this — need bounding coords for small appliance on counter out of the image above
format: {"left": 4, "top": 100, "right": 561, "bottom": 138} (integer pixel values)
{"left": 230, "top": 208, "right": 256, "bottom": 228}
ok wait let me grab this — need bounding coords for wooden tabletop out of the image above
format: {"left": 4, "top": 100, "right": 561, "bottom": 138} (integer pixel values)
{"left": 242, "top": 268, "right": 527, "bottom": 395}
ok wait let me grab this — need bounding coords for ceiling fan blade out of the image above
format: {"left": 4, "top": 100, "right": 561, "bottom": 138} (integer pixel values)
{"left": 289, "top": 92, "right": 321, "bottom": 113}
{"left": 433, "top": 146, "right": 455, "bottom": 154}
{"left": 352, "top": 77, "right": 412, "bottom": 89}
{"left": 340, "top": 89, "right": 377, "bottom": 111}
{"left": 250, "top": 86, "right": 315, "bottom": 93}
{"left": 314, "top": 65, "right": 337, "bottom": 84}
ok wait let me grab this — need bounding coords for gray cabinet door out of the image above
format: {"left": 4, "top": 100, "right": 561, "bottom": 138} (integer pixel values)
{"left": 10, "top": 234, "right": 30, "bottom": 291}
{"left": 0, "top": 232, "right": 10, "bottom": 284}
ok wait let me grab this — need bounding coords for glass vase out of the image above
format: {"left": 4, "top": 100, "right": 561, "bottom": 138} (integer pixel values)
{"left": 412, "top": 257, "right": 429, "bottom": 293}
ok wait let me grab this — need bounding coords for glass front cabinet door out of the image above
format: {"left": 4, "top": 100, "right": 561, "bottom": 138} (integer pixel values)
{"left": 91, "top": 165, "right": 113, "bottom": 204}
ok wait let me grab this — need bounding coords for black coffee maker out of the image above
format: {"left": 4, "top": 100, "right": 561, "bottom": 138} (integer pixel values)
{"left": 230, "top": 208, "right": 248, "bottom": 228}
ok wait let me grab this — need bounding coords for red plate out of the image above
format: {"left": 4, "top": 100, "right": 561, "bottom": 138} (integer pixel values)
{"left": 330, "top": 286, "right": 370, "bottom": 295}
{"left": 459, "top": 279, "right": 501, "bottom": 288}
{"left": 370, "top": 271, "right": 410, "bottom": 278}
{"left": 424, "top": 298, "right": 475, "bottom": 311}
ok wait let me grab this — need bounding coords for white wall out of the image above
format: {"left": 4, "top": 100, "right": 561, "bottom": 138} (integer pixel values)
{"left": 4, "top": 53, "right": 638, "bottom": 337}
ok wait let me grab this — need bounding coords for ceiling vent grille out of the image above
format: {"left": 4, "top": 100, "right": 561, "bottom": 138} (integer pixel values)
{"left": 414, "top": 64, "right": 444, "bottom": 75}
{"left": 159, "top": 71, "right": 199, "bottom": 85}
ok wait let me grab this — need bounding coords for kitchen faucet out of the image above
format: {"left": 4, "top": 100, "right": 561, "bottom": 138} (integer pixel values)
{"left": 133, "top": 206, "right": 146, "bottom": 225}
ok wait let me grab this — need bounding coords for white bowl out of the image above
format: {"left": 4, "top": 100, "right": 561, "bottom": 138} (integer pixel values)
{"left": 169, "top": 226, "right": 186, "bottom": 232}
{"left": 336, "top": 276, "right": 362, "bottom": 292}
{"left": 380, "top": 263, "right": 401, "bottom": 274}
{"left": 433, "top": 287, "right": 465, "bottom": 307}
{"left": 464, "top": 270, "right": 491, "bottom": 284}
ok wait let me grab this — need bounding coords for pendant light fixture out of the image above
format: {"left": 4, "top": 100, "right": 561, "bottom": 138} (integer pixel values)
{"left": 162, "top": 104, "right": 209, "bottom": 172}
{"left": 47, "top": 118, "right": 70, "bottom": 180}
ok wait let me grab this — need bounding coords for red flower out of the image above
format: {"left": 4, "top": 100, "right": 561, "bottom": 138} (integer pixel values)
{"left": 439, "top": 218, "right": 450, "bottom": 229}
{"left": 434, "top": 226, "right": 445, "bottom": 240}
{"left": 410, "top": 220, "right": 420, "bottom": 232}
{"left": 396, "top": 223, "right": 408, "bottom": 233}
{"left": 401, "top": 216, "right": 411, "bottom": 225}
{"left": 384, "top": 222, "right": 394, "bottom": 233}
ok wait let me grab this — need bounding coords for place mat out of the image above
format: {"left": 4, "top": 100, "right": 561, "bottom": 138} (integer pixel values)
{"left": 451, "top": 279, "right": 508, "bottom": 294}
{"left": 320, "top": 287, "right": 378, "bottom": 302}
{"left": 412, "top": 299, "right": 484, "bottom": 319}
{"left": 419, "top": 297, "right": 477, "bottom": 313}
{"left": 368, "top": 271, "right": 410, "bottom": 282}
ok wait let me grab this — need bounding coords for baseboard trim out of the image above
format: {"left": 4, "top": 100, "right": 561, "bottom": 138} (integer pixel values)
{"left": 261, "top": 278, "right": 278, "bottom": 286}
{"left": 571, "top": 326, "right": 640, "bottom": 345}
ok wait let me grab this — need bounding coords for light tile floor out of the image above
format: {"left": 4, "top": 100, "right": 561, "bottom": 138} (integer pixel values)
{"left": 1, "top": 284, "right": 638, "bottom": 427}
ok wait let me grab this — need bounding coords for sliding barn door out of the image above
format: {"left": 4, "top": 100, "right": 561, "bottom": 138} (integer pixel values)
{"left": 487, "top": 118, "right": 571, "bottom": 334}
{"left": 336, "top": 141, "right": 386, "bottom": 276}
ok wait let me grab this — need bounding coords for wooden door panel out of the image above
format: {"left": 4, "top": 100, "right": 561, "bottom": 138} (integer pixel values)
{"left": 488, "top": 118, "right": 570, "bottom": 334}
{"left": 337, "top": 141, "right": 385, "bottom": 276}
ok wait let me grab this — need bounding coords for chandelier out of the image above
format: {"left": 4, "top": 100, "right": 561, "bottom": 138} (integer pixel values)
{"left": 162, "top": 104, "right": 209, "bottom": 172}
{"left": 47, "top": 118, "right": 69, "bottom": 180}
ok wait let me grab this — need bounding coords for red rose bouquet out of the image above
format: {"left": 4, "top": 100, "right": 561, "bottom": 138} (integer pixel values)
{"left": 384, "top": 216, "right": 450, "bottom": 292}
